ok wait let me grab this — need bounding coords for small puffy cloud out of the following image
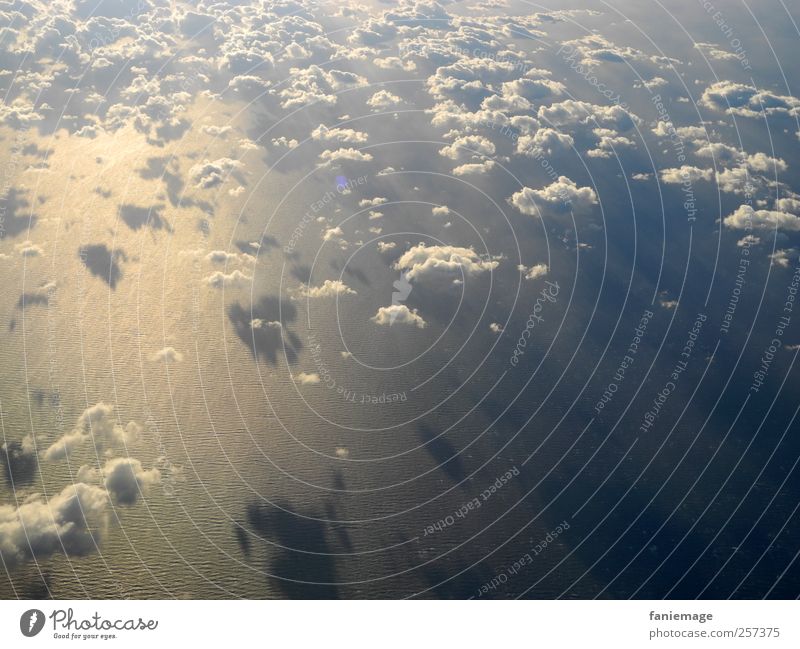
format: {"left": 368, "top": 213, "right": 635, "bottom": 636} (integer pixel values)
{"left": 724, "top": 205, "right": 800, "bottom": 231}
{"left": 271, "top": 136, "right": 298, "bottom": 149}
{"left": 587, "top": 127, "right": 635, "bottom": 158}
{"left": 367, "top": 90, "right": 403, "bottom": 110}
{"left": 489, "top": 322, "right": 504, "bottom": 333}
{"left": 294, "top": 372, "right": 321, "bottom": 385}
{"left": 201, "top": 125, "right": 232, "bottom": 137}
{"left": 150, "top": 347, "right": 183, "bottom": 363}
{"left": 323, "top": 226, "right": 344, "bottom": 242}
{"left": 43, "top": 403, "right": 140, "bottom": 462}
{"left": 378, "top": 241, "right": 397, "bottom": 253}
{"left": 204, "top": 270, "right": 252, "bottom": 288}
{"left": 518, "top": 263, "right": 548, "bottom": 280}
{"left": 439, "top": 135, "right": 495, "bottom": 160}
{"left": 319, "top": 148, "right": 373, "bottom": 164}
{"left": 517, "top": 128, "right": 573, "bottom": 157}
{"left": 250, "top": 318, "right": 281, "bottom": 330}
{"left": 205, "top": 250, "right": 239, "bottom": 264}
{"left": 14, "top": 240, "right": 43, "bottom": 257}
{"left": 86, "top": 457, "right": 160, "bottom": 506}
{"left": 190, "top": 158, "right": 243, "bottom": 188}
{"left": 296, "top": 279, "right": 356, "bottom": 298}
{"left": 701, "top": 81, "right": 800, "bottom": 117}
{"left": 432, "top": 206, "right": 450, "bottom": 216}
{"left": 359, "top": 197, "right": 388, "bottom": 207}
{"left": 510, "top": 176, "right": 598, "bottom": 214}
{"left": 770, "top": 249, "right": 795, "bottom": 268}
{"left": 452, "top": 160, "right": 496, "bottom": 175}
{"left": 0, "top": 483, "right": 109, "bottom": 567}
{"left": 659, "top": 165, "right": 713, "bottom": 184}
{"left": 394, "top": 243, "right": 498, "bottom": 281}
{"left": 312, "top": 125, "right": 368, "bottom": 144}
{"left": 371, "top": 304, "right": 427, "bottom": 328}
{"left": 737, "top": 234, "right": 761, "bottom": 247}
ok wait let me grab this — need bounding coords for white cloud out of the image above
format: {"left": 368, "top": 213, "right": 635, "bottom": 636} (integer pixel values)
{"left": 770, "top": 249, "right": 795, "bottom": 268}
{"left": 0, "top": 483, "right": 109, "bottom": 567}
{"left": 15, "top": 240, "right": 43, "bottom": 257}
{"left": 294, "top": 372, "right": 321, "bottom": 385}
{"left": 295, "top": 279, "right": 356, "bottom": 299}
{"left": 189, "top": 158, "right": 243, "bottom": 189}
{"left": 489, "top": 322, "right": 504, "bottom": 333}
{"left": 43, "top": 403, "right": 140, "bottom": 462}
{"left": 659, "top": 165, "right": 713, "bottom": 184}
{"left": 378, "top": 241, "right": 397, "bottom": 253}
{"left": 517, "top": 128, "right": 573, "bottom": 157}
{"left": 204, "top": 270, "right": 252, "bottom": 288}
{"left": 359, "top": 197, "right": 388, "bottom": 207}
{"left": 518, "top": 263, "right": 549, "bottom": 280}
{"left": 724, "top": 205, "right": 800, "bottom": 231}
{"left": 149, "top": 347, "right": 183, "bottom": 363}
{"left": 312, "top": 125, "right": 368, "bottom": 144}
{"left": 452, "top": 160, "right": 496, "bottom": 175}
{"left": 510, "top": 176, "right": 598, "bottom": 214}
{"left": 371, "top": 304, "right": 427, "bottom": 328}
{"left": 82, "top": 457, "right": 160, "bottom": 506}
{"left": 319, "top": 148, "right": 373, "bottom": 164}
{"left": 395, "top": 243, "right": 498, "bottom": 281}
{"left": 367, "top": 90, "right": 403, "bottom": 110}
{"left": 439, "top": 135, "right": 495, "bottom": 160}
{"left": 701, "top": 81, "right": 800, "bottom": 117}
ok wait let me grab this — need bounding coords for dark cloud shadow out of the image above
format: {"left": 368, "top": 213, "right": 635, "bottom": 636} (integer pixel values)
{"left": 118, "top": 204, "right": 171, "bottom": 232}
{"left": 79, "top": 244, "right": 125, "bottom": 289}
{"left": 1, "top": 187, "right": 38, "bottom": 238}
{"left": 419, "top": 423, "right": 466, "bottom": 484}
{"left": 1, "top": 440, "right": 38, "bottom": 486}
{"left": 246, "top": 501, "right": 339, "bottom": 599}
{"left": 227, "top": 295, "right": 301, "bottom": 365}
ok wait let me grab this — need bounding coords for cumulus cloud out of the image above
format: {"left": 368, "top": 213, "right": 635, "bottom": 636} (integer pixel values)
{"left": 371, "top": 304, "right": 427, "bottom": 328}
{"left": 439, "top": 135, "right": 495, "bottom": 160}
{"left": 43, "top": 403, "right": 140, "bottom": 462}
{"left": 724, "top": 205, "right": 800, "bottom": 231}
{"left": 295, "top": 279, "right": 357, "bottom": 299}
{"left": 80, "top": 457, "right": 160, "bottom": 506}
{"left": 659, "top": 165, "right": 714, "bottom": 184}
{"left": 452, "top": 160, "right": 496, "bottom": 175}
{"left": 0, "top": 483, "right": 109, "bottom": 567}
{"left": 517, "top": 128, "right": 573, "bottom": 157}
{"left": 378, "top": 241, "right": 397, "bottom": 253}
{"left": 204, "top": 270, "right": 252, "bottom": 288}
{"left": 770, "top": 249, "right": 795, "bottom": 268}
{"left": 150, "top": 347, "right": 183, "bottom": 363}
{"left": 359, "top": 197, "right": 388, "bottom": 207}
{"left": 318, "top": 148, "right": 373, "bottom": 164}
{"left": 14, "top": 240, "right": 43, "bottom": 257}
{"left": 518, "top": 263, "right": 549, "bottom": 280}
{"left": 294, "top": 372, "right": 321, "bottom": 385}
{"left": 510, "top": 176, "right": 598, "bottom": 214}
{"left": 489, "top": 322, "right": 504, "bottom": 333}
{"left": 312, "top": 125, "right": 368, "bottom": 144}
{"left": 367, "top": 90, "right": 403, "bottom": 110}
{"left": 394, "top": 243, "right": 499, "bottom": 281}
{"left": 189, "top": 158, "right": 243, "bottom": 188}
{"left": 701, "top": 81, "right": 800, "bottom": 117}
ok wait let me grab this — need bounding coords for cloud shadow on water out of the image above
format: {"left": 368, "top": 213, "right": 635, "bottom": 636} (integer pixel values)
{"left": 79, "top": 244, "right": 125, "bottom": 289}
{"left": 227, "top": 295, "right": 301, "bottom": 365}
{"left": 245, "top": 501, "right": 340, "bottom": 599}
